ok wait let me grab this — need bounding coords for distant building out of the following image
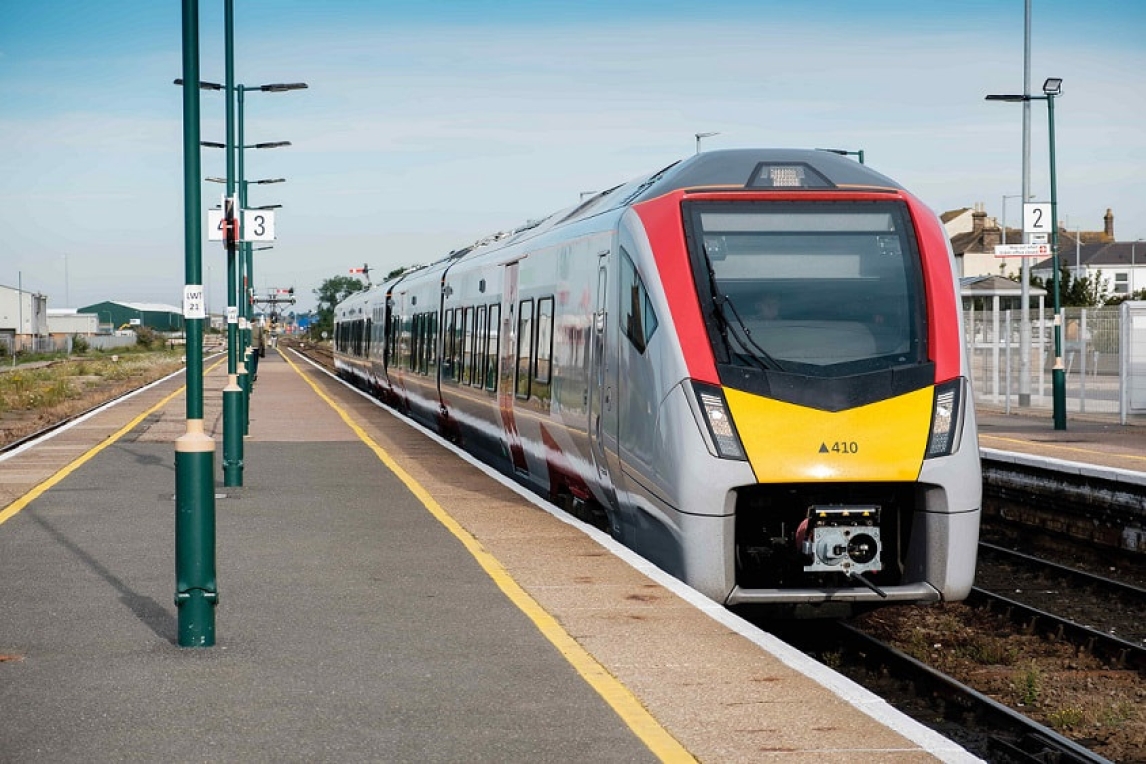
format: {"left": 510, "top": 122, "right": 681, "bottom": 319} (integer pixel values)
{"left": 47, "top": 308, "right": 100, "bottom": 337}
{"left": 77, "top": 301, "right": 184, "bottom": 332}
{"left": 0, "top": 283, "right": 49, "bottom": 351}
{"left": 1031, "top": 238, "right": 1146, "bottom": 298}
{"left": 946, "top": 205, "right": 1120, "bottom": 282}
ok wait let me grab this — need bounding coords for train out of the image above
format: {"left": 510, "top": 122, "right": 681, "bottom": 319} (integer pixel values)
{"left": 333, "top": 148, "right": 981, "bottom": 617}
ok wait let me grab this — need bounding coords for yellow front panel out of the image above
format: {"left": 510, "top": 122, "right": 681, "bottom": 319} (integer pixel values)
{"left": 724, "top": 387, "right": 933, "bottom": 482}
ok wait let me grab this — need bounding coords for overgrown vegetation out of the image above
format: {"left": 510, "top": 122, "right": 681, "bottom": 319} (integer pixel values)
{"left": 0, "top": 348, "right": 185, "bottom": 434}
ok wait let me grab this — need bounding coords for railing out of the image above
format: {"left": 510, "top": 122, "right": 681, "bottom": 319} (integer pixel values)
{"left": 964, "top": 304, "right": 1144, "bottom": 422}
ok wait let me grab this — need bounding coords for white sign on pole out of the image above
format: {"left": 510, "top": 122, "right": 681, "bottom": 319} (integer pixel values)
{"left": 226, "top": 306, "right": 239, "bottom": 324}
{"left": 1023, "top": 202, "right": 1053, "bottom": 235}
{"left": 994, "top": 243, "right": 1052, "bottom": 258}
{"left": 183, "top": 284, "right": 206, "bottom": 319}
{"left": 242, "top": 209, "right": 276, "bottom": 242}
{"left": 207, "top": 209, "right": 225, "bottom": 241}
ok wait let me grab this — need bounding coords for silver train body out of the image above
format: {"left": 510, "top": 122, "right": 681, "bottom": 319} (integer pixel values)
{"left": 334, "top": 149, "right": 981, "bottom": 617}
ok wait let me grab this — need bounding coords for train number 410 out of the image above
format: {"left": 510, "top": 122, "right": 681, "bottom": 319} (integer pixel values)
{"left": 819, "top": 441, "right": 859, "bottom": 454}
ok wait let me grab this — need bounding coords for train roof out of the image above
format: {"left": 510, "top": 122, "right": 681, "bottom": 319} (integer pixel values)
{"left": 439, "top": 148, "right": 907, "bottom": 265}
{"left": 628, "top": 148, "right": 904, "bottom": 202}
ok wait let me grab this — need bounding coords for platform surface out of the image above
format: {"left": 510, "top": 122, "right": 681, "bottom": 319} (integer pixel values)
{"left": 0, "top": 348, "right": 1044, "bottom": 762}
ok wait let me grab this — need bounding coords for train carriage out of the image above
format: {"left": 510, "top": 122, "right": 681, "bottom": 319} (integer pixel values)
{"left": 334, "top": 149, "right": 981, "bottom": 617}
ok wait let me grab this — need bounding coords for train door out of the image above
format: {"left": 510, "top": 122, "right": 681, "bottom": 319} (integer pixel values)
{"left": 588, "top": 251, "right": 621, "bottom": 520}
{"left": 498, "top": 262, "right": 529, "bottom": 474}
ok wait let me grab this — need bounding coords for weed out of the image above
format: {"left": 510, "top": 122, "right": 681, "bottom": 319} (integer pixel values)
{"left": 1046, "top": 706, "right": 1086, "bottom": 730}
{"left": 1012, "top": 662, "right": 1041, "bottom": 706}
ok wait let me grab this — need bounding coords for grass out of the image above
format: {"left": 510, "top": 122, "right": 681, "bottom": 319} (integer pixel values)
{"left": 0, "top": 349, "right": 185, "bottom": 417}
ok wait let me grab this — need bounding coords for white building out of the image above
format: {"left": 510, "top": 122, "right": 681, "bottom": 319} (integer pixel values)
{"left": 47, "top": 308, "right": 100, "bottom": 337}
{"left": 0, "top": 283, "right": 49, "bottom": 352}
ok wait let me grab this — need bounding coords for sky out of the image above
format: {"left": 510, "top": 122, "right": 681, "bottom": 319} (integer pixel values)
{"left": 1, "top": 0, "right": 1144, "bottom": 315}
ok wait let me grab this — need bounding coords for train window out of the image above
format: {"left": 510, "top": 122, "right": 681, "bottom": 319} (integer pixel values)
{"left": 442, "top": 309, "right": 456, "bottom": 380}
{"left": 486, "top": 304, "right": 500, "bottom": 390}
{"left": 473, "top": 306, "right": 487, "bottom": 388}
{"left": 399, "top": 313, "right": 411, "bottom": 371}
{"left": 462, "top": 306, "right": 475, "bottom": 384}
{"left": 620, "top": 248, "right": 659, "bottom": 354}
{"left": 515, "top": 298, "right": 533, "bottom": 399}
{"left": 684, "top": 200, "right": 924, "bottom": 375}
{"left": 387, "top": 315, "right": 398, "bottom": 369}
{"left": 414, "top": 311, "right": 428, "bottom": 371}
{"left": 535, "top": 297, "right": 554, "bottom": 384}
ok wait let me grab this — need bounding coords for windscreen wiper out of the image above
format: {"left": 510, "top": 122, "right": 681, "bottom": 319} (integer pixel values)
{"left": 714, "top": 294, "right": 784, "bottom": 372}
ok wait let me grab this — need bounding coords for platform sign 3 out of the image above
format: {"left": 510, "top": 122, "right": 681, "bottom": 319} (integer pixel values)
{"left": 242, "top": 209, "right": 275, "bottom": 242}
{"left": 207, "top": 209, "right": 275, "bottom": 242}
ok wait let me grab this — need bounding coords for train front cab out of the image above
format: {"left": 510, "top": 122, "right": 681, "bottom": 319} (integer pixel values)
{"left": 663, "top": 175, "right": 981, "bottom": 616}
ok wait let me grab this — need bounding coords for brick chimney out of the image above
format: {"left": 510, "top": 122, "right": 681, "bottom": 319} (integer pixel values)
{"left": 1104, "top": 208, "right": 1114, "bottom": 241}
{"left": 972, "top": 204, "right": 987, "bottom": 234}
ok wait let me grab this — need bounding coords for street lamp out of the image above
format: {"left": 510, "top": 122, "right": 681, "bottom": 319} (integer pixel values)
{"left": 816, "top": 148, "right": 866, "bottom": 164}
{"left": 1133, "top": 239, "right": 1143, "bottom": 296}
{"left": 695, "top": 132, "right": 719, "bottom": 154}
{"left": 1000, "top": 194, "right": 1031, "bottom": 245}
{"left": 986, "top": 76, "right": 1066, "bottom": 429}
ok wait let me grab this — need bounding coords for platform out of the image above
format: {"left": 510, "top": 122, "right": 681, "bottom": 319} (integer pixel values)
{"left": 1, "top": 349, "right": 987, "bottom": 762}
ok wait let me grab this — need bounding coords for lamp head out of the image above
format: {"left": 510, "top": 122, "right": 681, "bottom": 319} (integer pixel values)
{"left": 1042, "top": 77, "right": 1063, "bottom": 96}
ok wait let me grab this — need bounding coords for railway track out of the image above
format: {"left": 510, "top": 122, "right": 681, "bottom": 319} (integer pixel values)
{"left": 794, "top": 621, "right": 1115, "bottom": 763}
{"left": 975, "top": 541, "right": 1146, "bottom": 650}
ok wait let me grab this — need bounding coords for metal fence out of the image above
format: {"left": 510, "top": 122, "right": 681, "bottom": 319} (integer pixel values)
{"left": 0, "top": 333, "right": 139, "bottom": 357}
{"left": 965, "top": 302, "right": 1146, "bottom": 422}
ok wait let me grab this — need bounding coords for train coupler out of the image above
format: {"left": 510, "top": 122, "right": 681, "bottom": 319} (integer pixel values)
{"left": 798, "top": 505, "right": 883, "bottom": 577}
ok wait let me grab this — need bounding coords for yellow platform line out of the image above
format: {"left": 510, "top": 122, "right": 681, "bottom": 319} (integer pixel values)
{"left": 0, "top": 359, "right": 226, "bottom": 526}
{"left": 279, "top": 348, "right": 696, "bottom": 763}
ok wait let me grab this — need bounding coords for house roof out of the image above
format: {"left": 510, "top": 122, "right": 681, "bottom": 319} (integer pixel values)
{"left": 960, "top": 275, "right": 1047, "bottom": 297}
{"left": 940, "top": 207, "right": 971, "bottom": 224}
{"left": 1031, "top": 241, "right": 1146, "bottom": 271}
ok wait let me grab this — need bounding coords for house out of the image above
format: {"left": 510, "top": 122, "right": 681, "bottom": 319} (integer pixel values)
{"left": 946, "top": 205, "right": 1122, "bottom": 284}
{"left": 1031, "top": 238, "right": 1146, "bottom": 298}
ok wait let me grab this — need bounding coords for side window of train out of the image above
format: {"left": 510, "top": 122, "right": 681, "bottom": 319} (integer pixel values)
{"left": 409, "top": 313, "right": 420, "bottom": 372}
{"left": 387, "top": 315, "right": 398, "bottom": 368}
{"left": 486, "top": 304, "right": 500, "bottom": 391}
{"left": 442, "top": 309, "right": 455, "bottom": 379}
{"left": 458, "top": 306, "right": 471, "bottom": 383}
{"left": 535, "top": 296, "right": 554, "bottom": 385}
{"left": 515, "top": 298, "right": 534, "bottom": 399}
{"left": 472, "top": 306, "right": 486, "bottom": 388}
{"left": 620, "top": 248, "right": 659, "bottom": 354}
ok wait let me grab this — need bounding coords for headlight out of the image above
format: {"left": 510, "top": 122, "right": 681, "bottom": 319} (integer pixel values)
{"left": 925, "top": 378, "right": 963, "bottom": 458}
{"left": 691, "top": 381, "right": 746, "bottom": 460}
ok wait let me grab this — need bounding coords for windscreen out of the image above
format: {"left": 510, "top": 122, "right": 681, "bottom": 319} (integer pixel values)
{"left": 686, "top": 200, "right": 926, "bottom": 376}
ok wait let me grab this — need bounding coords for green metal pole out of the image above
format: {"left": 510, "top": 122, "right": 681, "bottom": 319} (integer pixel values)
{"left": 176, "top": 0, "right": 218, "bottom": 647}
{"left": 1048, "top": 93, "right": 1067, "bottom": 430}
{"left": 237, "top": 88, "right": 253, "bottom": 433}
{"left": 221, "top": 0, "right": 244, "bottom": 486}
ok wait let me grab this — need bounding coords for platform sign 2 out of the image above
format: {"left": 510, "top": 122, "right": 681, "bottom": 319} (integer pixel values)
{"left": 1023, "top": 202, "right": 1053, "bottom": 236}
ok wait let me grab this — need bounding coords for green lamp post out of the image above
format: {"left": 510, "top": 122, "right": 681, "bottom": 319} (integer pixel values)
{"left": 986, "top": 76, "right": 1066, "bottom": 430}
